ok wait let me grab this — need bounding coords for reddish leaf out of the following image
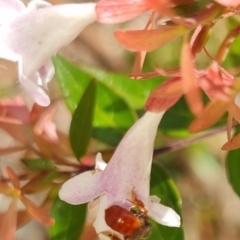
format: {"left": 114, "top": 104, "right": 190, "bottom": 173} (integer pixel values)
{"left": 54, "top": 131, "right": 73, "bottom": 156}
{"left": 0, "top": 117, "right": 29, "bottom": 145}
{"left": 216, "top": 26, "right": 240, "bottom": 63}
{"left": 228, "top": 103, "right": 240, "bottom": 123}
{"left": 145, "top": 77, "right": 183, "bottom": 111}
{"left": 150, "top": 0, "right": 196, "bottom": 27}
{"left": 114, "top": 26, "right": 187, "bottom": 52}
{"left": 96, "top": 0, "right": 150, "bottom": 24}
{"left": 17, "top": 210, "right": 32, "bottom": 228}
{"left": 30, "top": 103, "right": 45, "bottom": 124}
{"left": 21, "top": 195, "right": 55, "bottom": 226}
{"left": 190, "top": 25, "right": 212, "bottom": 57}
{"left": 132, "top": 12, "right": 154, "bottom": 76}
{"left": 0, "top": 199, "right": 17, "bottom": 240}
{"left": 189, "top": 100, "right": 228, "bottom": 133}
{"left": 0, "top": 146, "right": 25, "bottom": 156}
{"left": 222, "top": 133, "right": 240, "bottom": 150}
{"left": 5, "top": 167, "right": 20, "bottom": 190}
{"left": 21, "top": 173, "right": 52, "bottom": 194}
{"left": 193, "top": 3, "right": 224, "bottom": 24}
{"left": 181, "top": 36, "right": 203, "bottom": 115}
{"left": 0, "top": 97, "right": 30, "bottom": 124}
{"left": 33, "top": 101, "right": 57, "bottom": 139}
{"left": 0, "top": 180, "right": 12, "bottom": 194}
{"left": 226, "top": 113, "right": 233, "bottom": 141}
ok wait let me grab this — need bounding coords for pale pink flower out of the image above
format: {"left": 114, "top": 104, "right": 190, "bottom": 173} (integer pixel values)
{"left": 59, "top": 111, "right": 181, "bottom": 240}
{"left": 0, "top": 0, "right": 96, "bottom": 106}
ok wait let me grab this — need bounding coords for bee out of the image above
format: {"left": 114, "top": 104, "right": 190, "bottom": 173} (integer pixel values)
{"left": 105, "top": 192, "right": 151, "bottom": 240}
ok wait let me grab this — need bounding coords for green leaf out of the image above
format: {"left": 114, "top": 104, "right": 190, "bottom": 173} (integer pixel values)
{"left": 50, "top": 196, "right": 87, "bottom": 240}
{"left": 226, "top": 149, "right": 240, "bottom": 197}
{"left": 149, "top": 163, "right": 184, "bottom": 240}
{"left": 80, "top": 65, "right": 161, "bottom": 110}
{"left": 53, "top": 55, "right": 141, "bottom": 145}
{"left": 93, "top": 81, "right": 136, "bottom": 145}
{"left": 21, "top": 158, "right": 55, "bottom": 171}
{"left": 52, "top": 55, "right": 92, "bottom": 112}
{"left": 70, "top": 79, "right": 96, "bottom": 159}
{"left": 160, "top": 97, "right": 227, "bottom": 137}
{"left": 160, "top": 97, "right": 194, "bottom": 135}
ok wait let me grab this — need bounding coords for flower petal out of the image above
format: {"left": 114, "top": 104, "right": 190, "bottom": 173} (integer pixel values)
{"left": 37, "top": 60, "right": 55, "bottom": 89}
{"left": 59, "top": 170, "right": 105, "bottom": 205}
{"left": 0, "top": 0, "right": 25, "bottom": 24}
{"left": 102, "top": 111, "right": 165, "bottom": 205}
{"left": 4, "top": 2, "right": 96, "bottom": 78}
{"left": 20, "top": 78, "right": 50, "bottom": 107}
{"left": 148, "top": 196, "right": 181, "bottom": 227}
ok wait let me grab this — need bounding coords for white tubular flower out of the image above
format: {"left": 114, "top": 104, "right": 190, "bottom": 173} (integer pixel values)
{"left": 59, "top": 111, "right": 181, "bottom": 240}
{"left": 0, "top": 0, "right": 96, "bottom": 106}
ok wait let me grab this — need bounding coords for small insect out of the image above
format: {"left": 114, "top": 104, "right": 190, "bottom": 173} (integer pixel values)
{"left": 105, "top": 192, "right": 151, "bottom": 240}
{"left": 125, "top": 216, "right": 151, "bottom": 240}
{"left": 105, "top": 205, "right": 142, "bottom": 237}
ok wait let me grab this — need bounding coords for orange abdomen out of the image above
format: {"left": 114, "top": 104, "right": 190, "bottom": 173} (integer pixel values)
{"left": 105, "top": 205, "right": 142, "bottom": 236}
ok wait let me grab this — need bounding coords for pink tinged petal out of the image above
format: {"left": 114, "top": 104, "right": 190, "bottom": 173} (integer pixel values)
{"left": 20, "top": 78, "right": 50, "bottom": 106}
{"left": 103, "top": 111, "right": 165, "bottom": 205}
{"left": 5, "top": 2, "right": 96, "bottom": 78}
{"left": 148, "top": 196, "right": 181, "bottom": 227}
{"left": 59, "top": 170, "right": 105, "bottom": 205}
{"left": 96, "top": 0, "right": 150, "bottom": 24}
{"left": 0, "top": 0, "right": 25, "bottom": 24}
{"left": 37, "top": 60, "right": 55, "bottom": 88}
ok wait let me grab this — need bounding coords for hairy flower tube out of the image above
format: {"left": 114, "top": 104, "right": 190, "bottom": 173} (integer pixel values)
{"left": 59, "top": 111, "right": 181, "bottom": 239}
{"left": 0, "top": 0, "right": 96, "bottom": 106}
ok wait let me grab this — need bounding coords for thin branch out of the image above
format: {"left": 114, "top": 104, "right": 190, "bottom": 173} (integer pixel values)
{"left": 153, "top": 124, "right": 237, "bottom": 157}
